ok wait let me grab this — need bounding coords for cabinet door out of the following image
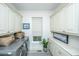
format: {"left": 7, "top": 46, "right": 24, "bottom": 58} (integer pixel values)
{"left": 58, "top": 7, "right": 66, "bottom": 32}
{"left": 14, "top": 13, "right": 18, "bottom": 32}
{"left": 50, "top": 16, "right": 54, "bottom": 31}
{"left": 14, "top": 13, "right": 22, "bottom": 32}
{"left": 8, "top": 8, "right": 15, "bottom": 33}
{"left": 50, "top": 41, "right": 54, "bottom": 55}
{"left": 72, "top": 4, "right": 79, "bottom": 33}
{"left": 51, "top": 4, "right": 79, "bottom": 34}
{"left": 48, "top": 40, "right": 55, "bottom": 55}
{"left": 65, "top": 4, "right": 75, "bottom": 33}
{"left": 53, "top": 43, "right": 71, "bottom": 56}
{"left": 50, "top": 16, "right": 56, "bottom": 31}
{"left": 51, "top": 9, "right": 66, "bottom": 32}
{"left": 65, "top": 4, "right": 79, "bottom": 34}
{"left": 0, "top": 4, "right": 8, "bottom": 35}
{"left": 58, "top": 47, "right": 71, "bottom": 56}
{"left": 48, "top": 40, "right": 71, "bottom": 56}
{"left": 17, "top": 15, "right": 22, "bottom": 31}
{"left": 52, "top": 43, "right": 58, "bottom": 56}
{"left": 53, "top": 14, "right": 60, "bottom": 32}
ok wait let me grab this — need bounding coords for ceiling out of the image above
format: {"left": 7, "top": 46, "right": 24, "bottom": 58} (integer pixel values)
{"left": 11, "top": 3, "right": 61, "bottom": 11}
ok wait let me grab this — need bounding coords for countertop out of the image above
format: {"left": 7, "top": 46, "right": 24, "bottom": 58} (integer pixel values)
{"left": 0, "top": 38, "right": 25, "bottom": 55}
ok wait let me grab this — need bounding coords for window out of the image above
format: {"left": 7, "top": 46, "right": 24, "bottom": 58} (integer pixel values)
{"left": 33, "top": 36, "right": 41, "bottom": 41}
{"left": 32, "top": 17, "right": 42, "bottom": 36}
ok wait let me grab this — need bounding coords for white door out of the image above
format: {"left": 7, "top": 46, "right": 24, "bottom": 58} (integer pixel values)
{"left": 31, "top": 17, "right": 43, "bottom": 50}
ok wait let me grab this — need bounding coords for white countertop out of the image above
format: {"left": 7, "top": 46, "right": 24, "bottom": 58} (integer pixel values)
{"left": 49, "top": 37, "right": 79, "bottom": 56}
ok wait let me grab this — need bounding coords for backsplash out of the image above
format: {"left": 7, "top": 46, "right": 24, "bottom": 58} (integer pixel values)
{"left": 68, "top": 35, "right": 79, "bottom": 49}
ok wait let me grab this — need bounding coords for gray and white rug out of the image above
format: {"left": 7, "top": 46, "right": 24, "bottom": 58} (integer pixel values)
{"left": 27, "top": 50, "right": 51, "bottom": 56}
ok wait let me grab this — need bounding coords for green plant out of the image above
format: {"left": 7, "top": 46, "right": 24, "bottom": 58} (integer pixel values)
{"left": 42, "top": 39, "right": 48, "bottom": 48}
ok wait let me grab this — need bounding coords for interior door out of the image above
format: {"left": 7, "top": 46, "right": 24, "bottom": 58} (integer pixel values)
{"left": 31, "top": 17, "right": 43, "bottom": 50}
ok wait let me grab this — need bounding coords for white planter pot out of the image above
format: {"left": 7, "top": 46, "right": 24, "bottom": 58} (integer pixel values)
{"left": 43, "top": 48, "right": 47, "bottom": 52}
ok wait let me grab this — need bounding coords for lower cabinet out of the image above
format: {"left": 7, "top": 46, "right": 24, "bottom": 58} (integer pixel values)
{"left": 53, "top": 43, "right": 71, "bottom": 56}
{"left": 48, "top": 39, "right": 55, "bottom": 55}
{"left": 48, "top": 40, "right": 71, "bottom": 56}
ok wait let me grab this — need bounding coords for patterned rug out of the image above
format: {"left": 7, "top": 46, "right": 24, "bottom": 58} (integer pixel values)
{"left": 27, "top": 50, "right": 51, "bottom": 56}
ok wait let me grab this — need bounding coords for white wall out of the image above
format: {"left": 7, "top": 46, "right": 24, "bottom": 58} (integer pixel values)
{"left": 21, "top": 11, "right": 51, "bottom": 50}
{"left": 69, "top": 35, "right": 79, "bottom": 49}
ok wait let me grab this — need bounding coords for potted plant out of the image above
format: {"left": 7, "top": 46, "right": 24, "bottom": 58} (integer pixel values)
{"left": 42, "top": 38, "right": 48, "bottom": 52}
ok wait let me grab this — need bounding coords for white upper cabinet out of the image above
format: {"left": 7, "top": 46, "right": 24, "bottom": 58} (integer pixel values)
{"left": 50, "top": 6, "right": 66, "bottom": 32}
{"left": 8, "top": 8, "right": 15, "bottom": 33}
{"left": 8, "top": 7, "right": 22, "bottom": 33}
{"left": 0, "top": 4, "right": 9, "bottom": 35}
{"left": 50, "top": 4, "right": 79, "bottom": 35}
{"left": 17, "top": 14, "right": 22, "bottom": 32}
{"left": 0, "top": 4, "right": 22, "bottom": 35}
{"left": 53, "top": 13, "right": 60, "bottom": 32}
{"left": 50, "top": 16, "right": 54, "bottom": 31}
{"left": 58, "top": 7, "right": 66, "bottom": 32}
{"left": 65, "top": 4, "right": 79, "bottom": 34}
{"left": 54, "top": 10, "right": 65, "bottom": 32}
{"left": 14, "top": 13, "right": 22, "bottom": 32}
{"left": 50, "top": 14, "right": 60, "bottom": 32}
